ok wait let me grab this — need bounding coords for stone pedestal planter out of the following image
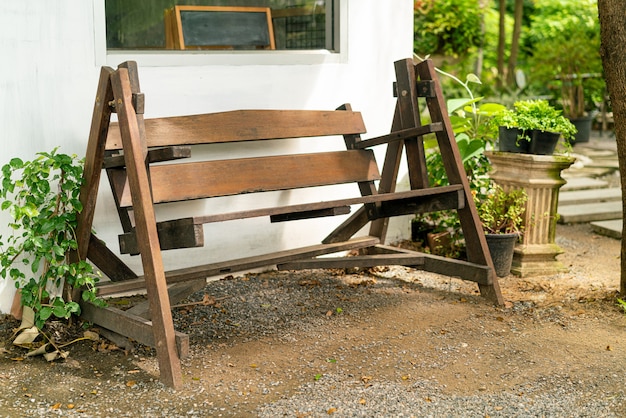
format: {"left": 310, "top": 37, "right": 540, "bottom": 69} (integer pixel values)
{"left": 485, "top": 151, "right": 575, "bottom": 277}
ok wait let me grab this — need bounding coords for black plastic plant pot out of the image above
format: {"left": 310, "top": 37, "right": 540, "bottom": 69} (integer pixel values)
{"left": 498, "top": 126, "right": 529, "bottom": 153}
{"left": 529, "top": 129, "right": 560, "bottom": 155}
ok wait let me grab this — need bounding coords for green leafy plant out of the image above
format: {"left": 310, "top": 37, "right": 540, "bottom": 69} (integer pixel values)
{"left": 474, "top": 182, "right": 527, "bottom": 235}
{"left": 526, "top": 0, "right": 603, "bottom": 119}
{"left": 413, "top": 0, "right": 484, "bottom": 58}
{"left": 494, "top": 99, "right": 577, "bottom": 142}
{"left": 617, "top": 298, "right": 626, "bottom": 315}
{"left": 0, "top": 148, "right": 103, "bottom": 329}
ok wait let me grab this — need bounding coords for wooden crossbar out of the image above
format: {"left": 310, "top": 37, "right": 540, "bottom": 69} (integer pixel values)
{"left": 105, "top": 109, "right": 367, "bottom": 150}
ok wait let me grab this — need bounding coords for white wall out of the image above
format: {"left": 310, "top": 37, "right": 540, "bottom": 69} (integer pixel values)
{"left": 0, "top": 0, "right": 414, "bottom": 313}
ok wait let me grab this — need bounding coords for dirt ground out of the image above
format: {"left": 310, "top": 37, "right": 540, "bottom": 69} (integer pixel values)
{"left": 0, "top": 222, "right": 625, "bottom": 417}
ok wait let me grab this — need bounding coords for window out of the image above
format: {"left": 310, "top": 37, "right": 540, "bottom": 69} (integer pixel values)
{"left": 105, "top": 1, "right": 337, "bottom": 52}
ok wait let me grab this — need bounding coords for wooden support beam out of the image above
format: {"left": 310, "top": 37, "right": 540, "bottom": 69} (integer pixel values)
{"left": 80, "top": 302, "right": 189, "bottom": 359}
{"left": 96, "top": 236, "right": 380, "bottom": 296}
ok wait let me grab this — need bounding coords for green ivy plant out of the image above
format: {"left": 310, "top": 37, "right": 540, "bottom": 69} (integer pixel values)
{"left": 0, "top": 148, "right": 103, "bottom": 329}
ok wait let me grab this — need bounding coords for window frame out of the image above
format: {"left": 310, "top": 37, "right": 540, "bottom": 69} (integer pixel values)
{"left": 94, "top": 0, "right": 347, "bottom": 67}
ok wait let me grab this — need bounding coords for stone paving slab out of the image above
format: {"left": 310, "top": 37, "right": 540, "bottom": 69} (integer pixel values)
{"left": 590, "top": 219, "right": 622, "bottom": 239}
{"left": 558, "top": 200, "right": 622, "bottom": 223}
{"left": 560, "top": 176, "right": 609, "bottom": 191}
{"left": 558, "top": 187, "right": 622, "bottom": 206}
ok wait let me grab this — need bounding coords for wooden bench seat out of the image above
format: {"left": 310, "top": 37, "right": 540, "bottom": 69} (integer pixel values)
{"left": 75, "top": 58, "right": 502, "bottom": 389}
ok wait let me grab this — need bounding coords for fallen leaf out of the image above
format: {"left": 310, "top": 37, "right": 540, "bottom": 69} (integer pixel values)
{"left": 83, "top": 330, "right": 100, "bottom": 341}
{"left": 13, "top": 326, "right": 40, "bottom": 346}
{"left": 361, "top": 376, "right": 372, "bottom": 384}
{"left": 401, "top": 374, "right": 410, "bottom": 380}
{"left": 26, "top": 343, "right": 50, "bottom": 357}
{"left": 606, "top": 345, "right": 612, "bottom": 351}
{"left": 67, "top": 404, "right": 75, "bottom": 409}
{"left": 359, "top": 398, "right": 366, "bottom": 405}
{"left": 326, "top": 310, "right": 333, "bottom": 317}
{"left": 51, "top": 403, "right": 62, "bottom": 409}
{"left": 126, "top": 380, "right": 136, "bottom": 387}
{"left": 327, "top": 407, "right": 337, "bottom": 414}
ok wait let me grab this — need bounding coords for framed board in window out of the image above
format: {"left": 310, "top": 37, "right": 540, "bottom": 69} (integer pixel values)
{"left": 165, "top": 6, "right": 275, "bottom": 50}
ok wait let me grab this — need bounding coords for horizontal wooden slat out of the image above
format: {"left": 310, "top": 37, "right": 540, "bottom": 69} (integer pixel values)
{"left": 115, "top": 150, "right": 380, "bottom": 207}
{"left": 192, "top": 184, "right": 464, "bottom": 224}
{"left": 277, "top": 253, "right": 426, "bottom": 270}
{"left": 95, "top": 235, "right": 380, "bottom": 296}
{"left": 106, "top": 109, "right": 367, "bottom": 150}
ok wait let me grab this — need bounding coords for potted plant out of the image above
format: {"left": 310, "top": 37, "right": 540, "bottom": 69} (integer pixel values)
{"left": 494, "top": 100, "right": 577, "bottom": 155}
{"left": 474, "top": 181, "right": 527, "bottom": 277}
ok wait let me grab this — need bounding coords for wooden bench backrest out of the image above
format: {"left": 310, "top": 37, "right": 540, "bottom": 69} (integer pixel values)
{"left": 106, "top": 109, "right": 379, "bottom": 207}
{"left": 105, "top": 109, "right": 366, "bottom": 148}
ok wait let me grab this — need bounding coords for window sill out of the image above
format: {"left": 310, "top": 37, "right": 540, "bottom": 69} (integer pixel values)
{"left": 105, "top": 49, "right": 346, "bottom": 67}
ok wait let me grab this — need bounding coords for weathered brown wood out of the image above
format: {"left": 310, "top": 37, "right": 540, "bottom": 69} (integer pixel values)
{"left": 113, "top": 150, "right": 380, "bottom": 207}
{"left": 354, "top": 123, "right": 443, "bottom": 149}
{"left": 119, "top": 217, "right": 204, "bottom": 255}
{"left": 105, "top": 165, "right": 134, "bottom": 233}
{"left": 192, "top": 185, "right": 464, "bottom": 224}
{"left": 74, "top": 66, "right": 115, "bottom": 263}
{"left": 395, "top": 59, "right": 429, "bottom": 189}
{"left": 96, "top": 236, "right": 381, "bottom": 296}
{"left": 414, "top": 59, "right": 502, "bottom": 304}
{"left": 110, "top": 67, "right": 183, "bottom": 389}
{"left": 79, "top": 302, "right": 189, "bottom": 359}
{"left": 103, "top": 146, "right": 192, "bottom": 169}
{"left": 80, "top": 58, "right": 505, "bottom": 390}
{"left": 87, "top": 233, "right": 138, "bottom": 282}
{"left": 422, "top": 254, "right": 492, "bottom": 286}
{"left": 105, "top": 109, "right": 367, "bottom": 150}
{"left": 270, "top": 206, "right": 351, "bottom": 222}
{"left": 325, "top": 103, "right": 406, "bottom": 244}
{"left": 278, "top": 253, "right": 426, "bottom": 270}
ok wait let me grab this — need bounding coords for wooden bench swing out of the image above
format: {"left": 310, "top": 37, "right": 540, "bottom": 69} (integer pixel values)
{"left": 74, "top": 58, "right": 503, "bottom": 389}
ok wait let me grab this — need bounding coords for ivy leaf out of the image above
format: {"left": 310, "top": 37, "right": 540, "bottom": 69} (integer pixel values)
{"left": 39, "top": 306, "right": 53, "bottom": 321}
{"left": 22, "top": 203, "right": 39, "bottom": 218}
{"left": 9, "top": 158, "right": 24, "bottom": 169}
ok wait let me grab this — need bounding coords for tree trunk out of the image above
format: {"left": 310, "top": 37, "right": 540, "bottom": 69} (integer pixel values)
{"left": 506, "top": 0, "right": 523, "bottom": 87}
{"left": 496, "top": 0, "right": 506, "bottom": 89}
{"left": 598, "top": 0, "right": 626, "bottom": 295}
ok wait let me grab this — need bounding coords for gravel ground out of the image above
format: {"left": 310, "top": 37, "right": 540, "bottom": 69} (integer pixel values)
{"left": 0, "top": 223, "right": 625, "bottom": 417}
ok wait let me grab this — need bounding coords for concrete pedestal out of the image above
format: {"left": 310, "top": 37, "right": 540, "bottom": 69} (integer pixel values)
{"left": 486, "top": 151, "right": 575, "bottom": 277}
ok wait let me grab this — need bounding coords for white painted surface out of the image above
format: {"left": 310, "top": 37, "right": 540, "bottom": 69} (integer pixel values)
{"left": 0, "top": 0, "right": 414, "bottom": 313}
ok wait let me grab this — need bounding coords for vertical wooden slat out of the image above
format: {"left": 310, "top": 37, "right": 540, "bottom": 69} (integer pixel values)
{"left": 394, "top": 59, "right": 429, "bottom": 189}
{"left": 110, "top": 67, "right": 183, "bottom": 389}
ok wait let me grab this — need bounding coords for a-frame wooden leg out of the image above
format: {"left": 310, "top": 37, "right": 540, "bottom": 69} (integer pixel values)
{"left": 110, "top": 67, "right": 183, "bottom": 389}
{"left": 413, "top": 59, "right": 503, "bottom": 305}
{"left": 70, "top": 66, "right": 116, "bottom": 303}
